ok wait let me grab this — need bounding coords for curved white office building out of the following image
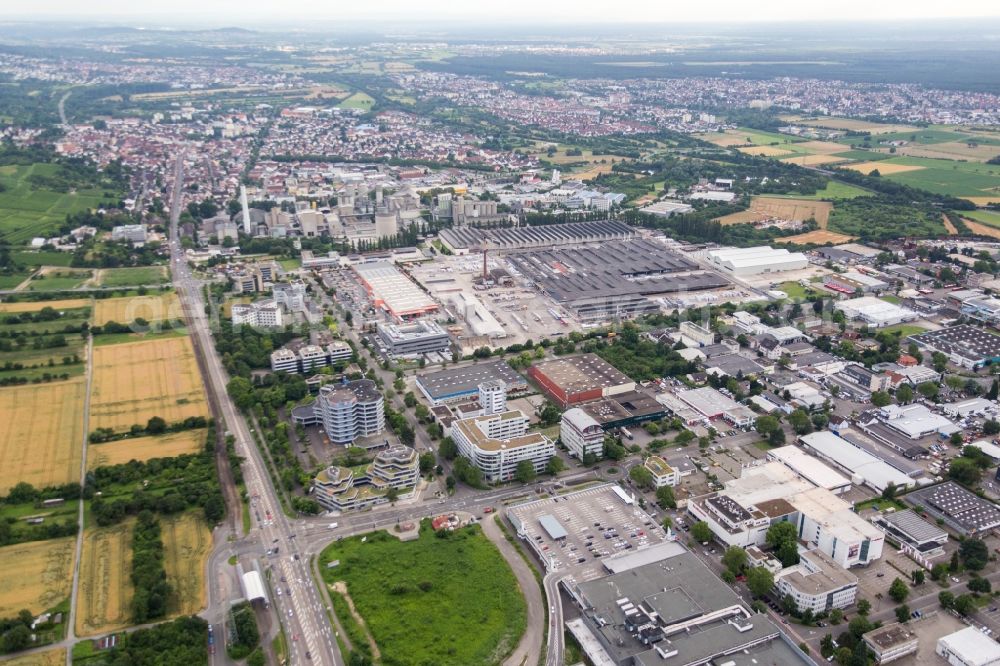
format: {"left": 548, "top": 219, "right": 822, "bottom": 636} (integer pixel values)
{"left": 293, "top": 379, "right": 384, "bottom": 445}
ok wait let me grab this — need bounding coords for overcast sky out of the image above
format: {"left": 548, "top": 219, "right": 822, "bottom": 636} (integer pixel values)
{"left": 2, "top": 0, "right": 1000, "bottom": 24}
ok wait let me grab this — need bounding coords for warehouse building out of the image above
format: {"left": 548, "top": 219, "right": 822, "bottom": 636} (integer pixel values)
{"left": 834, "top": 297, "right": 919, "bottom": 328}
{"left": 909, "top": 324, "right": 1000, "bottom": 370}
{"left": 375, "top": 320, "right": 451, "bottom": 357}
{"left": 937, "top": 626, "right": 1000, "bottom": 666}
{"left": 353, "top": 262, "right": 438, "bottom": 321}
{"left": 438, "top": 219, "right": 635, "bottom": 254}
{"left": 823, "top": 271, "right": 889, "bottom": 294}
{"left": 905, "top": 481, "right": 1000, "bottom": 536}
{"left": 766, "top": 446, "right": 852, "bottom": 494}
{"left": 291, "top": 379, "right": 385, "bottom": 445}
{"left": 879, "top": 403, "right": 960, "bottom": 439}
{"left": 775, "top": 549, "right": 858, "bottom": 614}
{"left": 415, "top": 360, "right": 526, "bottom": 405}
{"left": 871, "top": 509, "right": 948, "bottom": 559}
{"left": 528, "top": 354, "right": 635, "bottom": 408}
{"left": 675, "top": 386, "right": 757, "bottom": 427}
{"left": 450, "top": 410, "right": 555, "bottom": 483}
{"left": 705, "top": 246, "right": 809, "bottom": 276}
{"left": 568, "top": 552, "right": 812, "bottom": 666}
{"left": 799, "top": 431, "right": 916, "bottom": 493}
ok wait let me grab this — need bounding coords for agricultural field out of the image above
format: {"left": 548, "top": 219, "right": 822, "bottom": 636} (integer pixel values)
{"left": 766, "top": 180, "right": 871, "bottom": 200}
{"left": 717, "top": 196, "right": 832, "bottom": 227}
{"left": 76, "top": 520, "right": 134, "bottom": 637}
{"left": 89, "top": 336, "right": 208, "bottom": 433}
{"left": 319, "top": 524, "right": 526, "bottom": 666}
{"left": 779, "top": 154, "right": 849, "bottom": 166}
{"left": 87, "top": 429, "right": 206, "bottom": 469}
{"left": 0, "top": 298, "right": 90, "bottom": 313}
{"left": 736, "top": 145, "right": 794, "bottom": 157}
{"left": 93, "top": 292, "right": 180, "bottom": 325}
{"left": 0, "top": 379, "right": 86, "bottom": 493}
{"left": 843, "top": 161, "right": 926, "bottom": 176}
{"left": 337, "top": 92, "right": 375, "bottom": 110}
{"left": 0, "top": 302, "right": 90, "bottom": 382}
{"left": 96, "top": 266, "right": 170, "bottom": 288}
{"left": 780, "top": 116, "right": 918, "bottom": 134}
{"left": 9, "top": 251, "right": 75, "bottom": 268}
{"left": 843, "top": 156, "right": 1000, "bottom": 198}
{"left": 0, "top": 163, "right": 114, "bottom": 246}
{"left": 0, "top": 537, "right": 75, "bottom": 616}
{"left": 776, "top": 229, "right": 856, "bottom": 245}
{"left": 961, "top": 215, "right": 1000, "bottom": 239}
{"left": 963, "top": 209, "right": 1000, "bottom": 228}
{"left": 2, "top": 648, "right": 66, "bottom": 666}
{"left": 161, "top": 512, "right": 211, "bottom": 616}
{"left": 25, "top": 267, "right": 94, "bottom": 292}
{"left": 699, "top": 127, "right": 804, "bottom": 149}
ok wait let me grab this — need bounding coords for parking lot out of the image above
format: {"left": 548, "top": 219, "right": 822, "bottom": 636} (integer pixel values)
{"left": 507, "top": 484, "right": 667, "bottom": 582}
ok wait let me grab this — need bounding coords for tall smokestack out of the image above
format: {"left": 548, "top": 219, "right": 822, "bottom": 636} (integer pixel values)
{"left": 240, "top": 185, "right": 251, "bottom": 236}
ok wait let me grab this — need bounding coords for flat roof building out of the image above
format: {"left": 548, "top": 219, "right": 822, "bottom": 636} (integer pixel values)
{"left": 528, "top": 354, "right": 635, "bottom": 408}
{"left": 909, "top": 324, "right": 1000, "bottom": 370}
{"left": 415, "top": 359, "right": 526, "bottom": 405}
{"left": 937, "top": 626, "right": 1000, "bottom": 666}
{"left": 799, "top": 431, "right": 916, "bottom": 493}
{"left": 872, "top": 509, "right": 948, "bottom": 558}
{"left": 439, "top": 219, "right": 635, "bottom": 254}
{"left": 835, "top": 296, "right": 919, "bottom": 328}
{"left": 376, "top": 319, "right": 451, "bottom": 357}
{"left": 450, "top": 410, "right": 555, "bottom": 483}
{"left": 353, "top": 262, "right": 438, "bottom": 321}
{"left": 905, "top": 481, "right": 1000, "bottom": 536}
{"left": 879, "top": 403, "right": 959, "bottom": 439}
{"left": 766, "top": 446, "right": 852, "bottom": 494}
{"left": 863, "top": 623, "right": 919, "bottom": 664}
{"left": 675, "top": 387, "right": 756, "bottom": 427}
{"left": 775, "top": 548, "right": 858, "bottom": 614}
{"left": 705, "top": 245, "right": 809, "bottom": 276}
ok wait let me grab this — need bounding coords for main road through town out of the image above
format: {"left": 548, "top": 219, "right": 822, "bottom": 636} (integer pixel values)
{"left": 168, "top": 155, "right": 340, "bottom": 666}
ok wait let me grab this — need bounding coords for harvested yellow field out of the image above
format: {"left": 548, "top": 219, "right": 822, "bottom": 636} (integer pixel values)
{"left": 0, "top": 538, "right": 75, "bottom": 616}
{"left": 87, "top": 429, "right": 206, "bottom": 469}
{"left": 93, "top": 292, "right": 181, "bottom": 325}
{"left": 898, "top": 142, "right": 1000, "bottom": 162}
{"left": 574, "top": 162, "right": 618, "bottom": 180}
{"left": 777, "top": 229, "right": 856, "bottom": 245}
{"left": 962, "top": 218, "right": 1000, "bottom": 240}
{"left": 90, "top": 337, "right": 208, "bottom": 433}
{"left": 844, "top": 161, "right": 926, "bottom": 176}
{"left": 0, "top": 298, "right": 90, "bottom": 313}
{"left": 962, "top": 197, "right": 1000, "bottom": 206}
{"left": 791, "top": 117, "right": 918, "bottom": 134}
{"left": 697, "top": 132, "right": 747, "bottom": 147}
{"left": 943, "top": 214, "right": 958, "bottom": 235}
{"left": 780, "top": 154, "right": 849, "bottom": 166}
{"left": 717, "top": 197, "right": 832, "bottom": 227}
{"left": 76, "top": 520, "right": 134, "bottom": 637}
{"left": 1, "top": 648, "right": 67, "bottom": 666}
{"left": 737, "top": 145, "right": 794, "bottom": 157}
{"left": 163, "top": 512, "right": 212, "bottom": 615}
{"left": 794, "top": 140, "right": 850, "bottom": 154}
{"left": 0, "top": 379, "right": 86, "bottom": 494}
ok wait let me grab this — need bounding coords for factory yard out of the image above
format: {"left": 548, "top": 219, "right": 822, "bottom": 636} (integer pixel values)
{"left": 89, "top": 336, "right": 209, "bottom": 433}
{"left": 86, "top": 428, "right": 207, "bottom": 469}
{"left": 0, "top": 537, "right": 76, "bottom": 616}
{"left": 0, "top": 379, "right": 87, "bottom": 493}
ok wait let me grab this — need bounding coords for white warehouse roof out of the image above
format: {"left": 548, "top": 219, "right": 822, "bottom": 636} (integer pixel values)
{"left": 800, "top": 431, "right": 916, "bottom": 492}
{"left": 242, "top": 571, "right": 267, "bottom": 602}
{"left": 706, "top": 246, "right": 808, "bottom": 274}
{"left": 767, "top": 445, "right": 852, "bottom": 492}
{"left": 937, "top": 626, "right": 1000, "bottom": 666}
{"left": 834, "top": 297, "right": 919, "bottom": 328}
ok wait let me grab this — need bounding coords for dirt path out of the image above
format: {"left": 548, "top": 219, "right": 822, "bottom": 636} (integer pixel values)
{"left": 330, "top": 581, "right": 381, "bottom": 660}
{"left": 962, "top": 217, "right": 1000, "bottom": 239}
{"left": 942, "top": 214, "right": 958, "bottom": 235}
{"left": 481, "top": 515, "right": 545, "bottom": 666}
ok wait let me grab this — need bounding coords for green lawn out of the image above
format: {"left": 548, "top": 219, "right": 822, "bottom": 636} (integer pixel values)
{"left": 963, "top": 209, "right": 1000, "bottom": 228}
{"left": 879, "top": 323, "right": 928, "bottom": 338}
{"left": 861, "top": 156, "right": 1000, "bottom": 198}
{"left": 880, "top": 295, "right": 902, "bottom": 304}
{"left": 97, "top": 266, "right": 169, "bottom": 287}
{"left": 278, "top": 258, "right": 301, "bottom": 271}
{"left": 0, "top": 272, "right": 30, "bottom": 289}
{"left": 26, "top": 269, "right": 92, "bottom": 291}
{"left": 0, "top": 163, "right": 116, "bottom": 246}
{"left": 774, "top": 281, "right": 811, "bottom": 300}
{"left": 338, "top": 92, "right": 376, "bottom": 110}
{"left": 318, "top": 522, "right": 526, "bottom": 666}
{"left": 732, "top": 127, "right": 805, "bottom": 147}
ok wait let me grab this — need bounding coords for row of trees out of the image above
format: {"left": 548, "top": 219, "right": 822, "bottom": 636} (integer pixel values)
{"left": 131, "top": 511, "right": 171, "bottom": 623}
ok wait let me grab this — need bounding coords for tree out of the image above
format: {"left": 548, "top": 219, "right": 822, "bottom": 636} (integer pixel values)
{"left": 911, "top": 569, "right": 925, "bottom": 586}
{"left": 788, "top": 409, "right": 812, "bottom": 435}
{"left": 691, "top": 521, "right": 713, "bottom": 543}
{"left": 948, "top": 457, "right": 982, "bottom": 487}
{"left": 146, "top": 416, "right": 167, "bottom": 434}
{"left": 871, "top": 391, "right": 892, "bottom": 408}
{"left": 968, "top": 576, "right": 992, "bottom": 594}
{"left": 895, "top": 604, "right": 910, "bottom": 623}
{"left": 830, "top": 608, "right": 844, "bottom": 625}
{"left": 896, "top": 384, "right": 914, "bottom": 404}
{"left": 546, "top": 456, "right": 566, "bottom": 475}
{"left": 766, "top": 521, "right": 797, "bottom": 549}
{"left": 888, "top": 577, "right": 909, "bottom": 603}
{"left": 954, "top": 594, "right": 976, "bottom": 616}
{"left": 881, "top": 483, "right": 897, "bottom": 501}
{"left": 746, "top": 566, "right": 775, "bottom": 598}
{"left": 917, "top": 381, "right": 939, "bottom": 401}
{"left": 931, "top": 562, "right": 949, "bottom": 581}
{"left": 755, "top": 415, "right": 780, "bottom": 437}
{"left": 419, "top": 452, "right": 436, "bottom": 475}
{"left": 603, "top": 436, "right": 626, "bottom": 461}
{"left": 438, "top": 437, "right": 458, "bottom": 461}
{"left": 939, "top": 591, "right": 955, "bottom": 609}
{"left": 385, "top": 487, "right": 400, "bottom": 503}
{"left": 514, "top": 460, "right": 536, "bottom": 484}
{"left": 629, "top": 465, "right": 654, "bottom": 490}
{"left": 856, "top": 598, "right": 871, "bottom": 616}
{"left": 984, "top": 419, "right": 1000, "bottom": 435}
{"left": 821, "top": 633, "right": 835, "bottom": 656}
{"left": 722, "top": 546, "right": 749, "bottom": 575}
{"left": 960, "top": 538, "right": 989, "bottom": 571}
{"left": 656, "top": 485, "right": 676, "bottom": 509}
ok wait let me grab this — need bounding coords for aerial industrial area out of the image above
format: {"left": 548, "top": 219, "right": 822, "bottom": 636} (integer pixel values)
{"left": 4, "top": 8, "right": 1000, "bottom": 666}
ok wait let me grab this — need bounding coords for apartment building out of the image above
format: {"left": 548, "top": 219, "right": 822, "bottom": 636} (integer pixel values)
{"left": 451, "top": 410, "right": 555, "bottom": 483}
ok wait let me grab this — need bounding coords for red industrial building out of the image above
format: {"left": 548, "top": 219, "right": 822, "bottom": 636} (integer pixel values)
{"left": 527, "top": 354, "right": 635, "bottom": 408}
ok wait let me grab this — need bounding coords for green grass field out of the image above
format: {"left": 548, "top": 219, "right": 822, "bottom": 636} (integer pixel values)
{"left": 879, "top": 323, "right": 928, "bottom": 338}
{"left": 767, "top": 180, "right": 871, "bottom": 200}
{"left": 963, "top": 209, "right": 1000, "bottom": 228}
{"left": 319, "top": 523, "right": 526, "bottom": 666}
{"left": 26, "top": 269, "right": 92, "bottom": 292}
{"left": 10, "top": 251, "right": 75, "bottom": 268}
{"left": 732, "top": 127, "right": 804, "bottom": 147}
{"left": 774, "top": 281, "right": 816, "bottom": 300}
{"left": 0, "top": 272, "right": 30, "bottom": 289}
{"left": 97, "top": 266, "right": 169, "bottom": 287}
{"left": 856, "top": 156, "right": 1000, "bottom": 197}
{"left": 832, "top": 150, "right": 893, "bottom": 162}
{"left": 338, "top": 92, "right": 375, "bottom": 110}
{"left": 0, "top": 163, "right": 112, "bottom": 246}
